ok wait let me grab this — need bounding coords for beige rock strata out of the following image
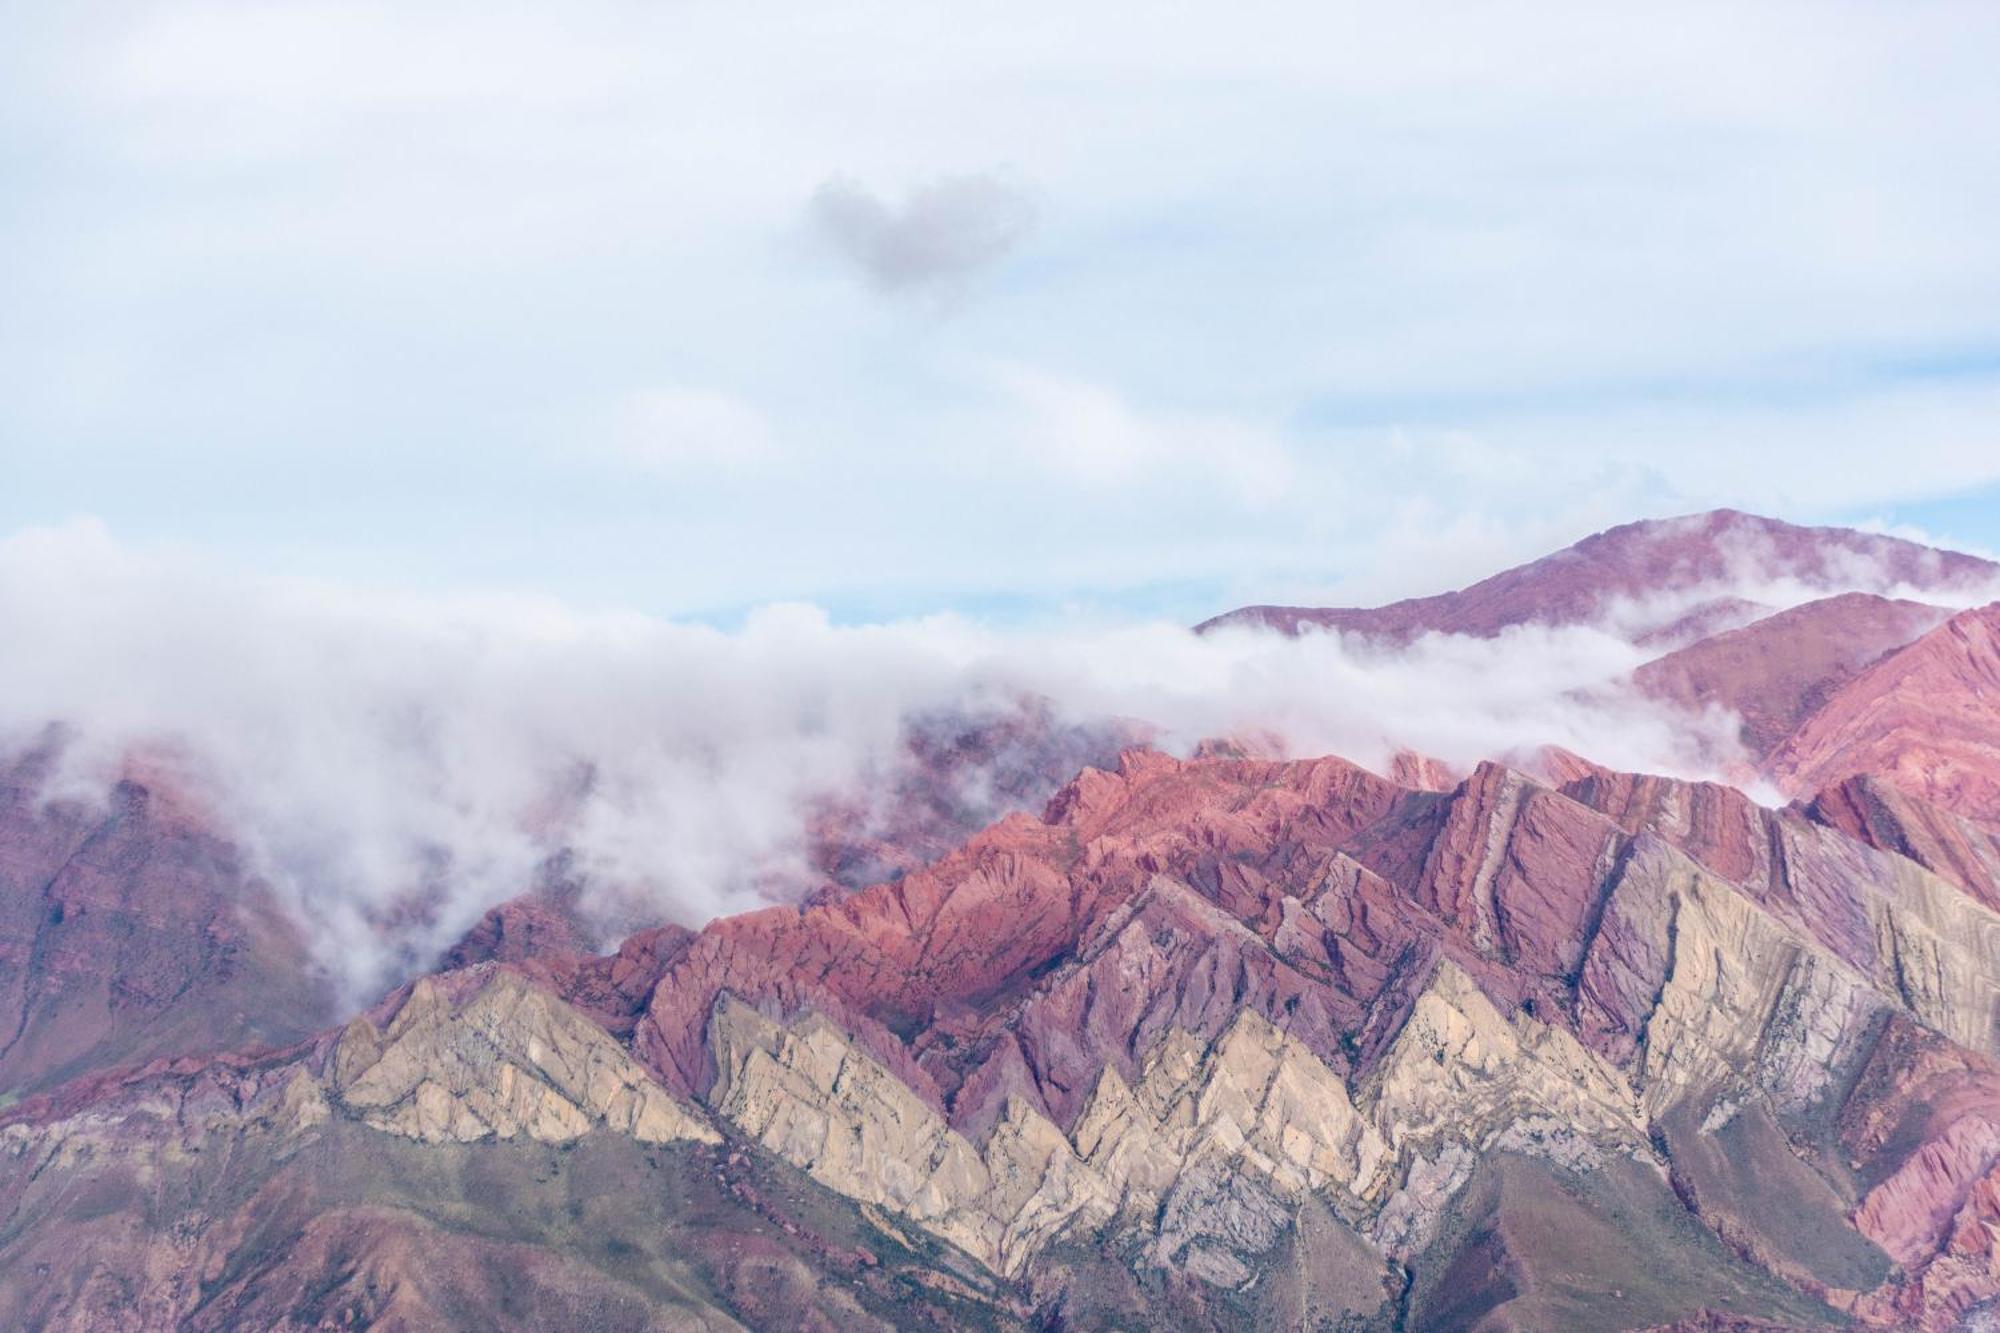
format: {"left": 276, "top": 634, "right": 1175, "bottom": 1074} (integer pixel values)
{"left": 1363, "top": 960, "right": 1654, "bottom": 1256}
{"left": 2, "top": 970, "right": 717, "bottom": 1182}
{"left": 703, "top": 958, "right": 1661, "bottom": 1282}
{"left": 1075, "top": 1007, "right": 1390, "bottom": 1284}
{"left": 1847, "top": 836, "right": 2000, "bottom": 1057}
{"left": 330, "top": 968, "right": 717, "bottom": 1147}
{"left": 1598, "top": 837, "right": 2000, "bottom": 1120}
{"left": 0, "top": 1066, "right": 346, "bottom": 1199}
{"left": 707, "top": 994, "right": 1117, "bottom": 1275}
{"left": 706, "top": 881, "right": 1998, "bottom": 1287}
{"left": 1369, "top": 960, "right": 1644, "bottom": 1155}
{"left": 1628, "top": 851, "right": 1880, "bottom": 1116}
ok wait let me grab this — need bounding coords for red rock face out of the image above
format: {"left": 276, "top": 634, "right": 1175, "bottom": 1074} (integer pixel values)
{"left": 1558, "top": 763, "right": 1772, "bottom": 887}
{"left": 441, "top": 893, "right": 593, "bottom": 970}
{"left": 631, "top": 749, "right": 1414, "bottom": 1113}
{"left": 615, "top": 741, "right": 1970, "bottom": 1124}
{"left": 566, "top": 647, "right": 2000, "bottom": 1328}
{"left": 1386, "top": 748, "right": 1459, "bottom": 791}
{"left": 1198, "top": 509, "right": 1997, "bottom": 642}
{"left": 585, "top": 745, "right": 2000, "bottom": 1326}
{"left": 1769, "top": 603, "right": 2000, "bottom": 827}
{"left": 1838, "top": 1017, "right": 2000, "bottom": 1330}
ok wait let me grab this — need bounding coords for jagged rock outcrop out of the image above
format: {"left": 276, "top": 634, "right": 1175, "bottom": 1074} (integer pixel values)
{"left": 329, "top": 967, "right": 717, "bottom": 1147}
{"left": 1369, "top": 961, "right": 1645, "bottom": 1171}
{"left": 700, "top": 949, "right": 1784, "bottom": 1296}
{"left": 619, "top": 741, "right": 2000, "bottom": 1323}
{"left": 708, "top": 993, "right": 1115, "bottom": 1277}
{"left": 1075, "top": 1008, "right": 1386, "bottom": 1285}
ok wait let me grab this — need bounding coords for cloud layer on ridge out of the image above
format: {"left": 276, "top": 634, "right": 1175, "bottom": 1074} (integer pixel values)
{"left": 8, "top": 519, "right": 1992, "bottom": 1000}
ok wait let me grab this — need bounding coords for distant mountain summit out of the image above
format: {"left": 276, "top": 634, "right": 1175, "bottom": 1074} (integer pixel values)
{"left": 1198, "top": 509, "right": 1999, "bottom": 641}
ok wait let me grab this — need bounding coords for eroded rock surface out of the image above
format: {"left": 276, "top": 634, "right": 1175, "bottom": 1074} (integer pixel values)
{"left": 11, "top": 513, "right": 2000, "bottom": 1329}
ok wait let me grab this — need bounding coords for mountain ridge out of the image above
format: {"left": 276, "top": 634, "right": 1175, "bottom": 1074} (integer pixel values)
{"left": 9, "top": 509, "right": 2000, "bottom": 1329}
{"left": 1198, "top": 509, "right": 1999, "bottom": 643}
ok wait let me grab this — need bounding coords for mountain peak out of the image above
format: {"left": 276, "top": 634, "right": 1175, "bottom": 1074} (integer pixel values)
{"left": 1199, "top": 509, "right": 1998, "bottom": 642}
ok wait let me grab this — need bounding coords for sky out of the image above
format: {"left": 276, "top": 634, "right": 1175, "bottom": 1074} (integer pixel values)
{"left": 8, "top": 1, "right": 2000, "bottom": 987}
{"left": 7, "top": 0, "right": 2000, "bottom": 625}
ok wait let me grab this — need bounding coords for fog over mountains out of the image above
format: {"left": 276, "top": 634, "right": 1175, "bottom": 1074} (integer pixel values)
{"left": 9, "top": 511, "right": 2000, "bottom": 1328}
{"left": 8, "top": 510, "right": 1996, "bottom": 997}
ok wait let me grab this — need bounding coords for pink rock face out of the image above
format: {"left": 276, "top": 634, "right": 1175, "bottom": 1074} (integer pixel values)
{"left": 1895, "top": 1161, "right": 2000, "bottom": 1330}
{"left": 1395, "top": 762, "right": 1622, "bottom": 976}
{"left": 1852, "top": 1114, "right": 2000, "bottom": 1268}
{"left": 1386, "top": 748, "right": 1459, "bottom": 791}
{"left": 1839, "top": 1018, "right": 2000, "bottom": 1330}
{"left": 1558, "top": 763, "right": 1772, "bottom": 887}
{"left": 1634, "top": 592, "right": 1950, "bottom": 758}
{"left": 622, "top": 739, "right": 1953, "bottom": 1128}
{"left": 1197, "top": 509, "right": 1997, "bottom": 642}
{"left": 567, "top": 734, "right": 2000, "bottom": 1325}
{"left": 1769, "top": 603, "right": 2000, "bottom": 827}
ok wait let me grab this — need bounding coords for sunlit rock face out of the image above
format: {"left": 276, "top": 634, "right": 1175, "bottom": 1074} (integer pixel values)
{"left": 10, "top": 511, "right": 2000, "bottom": 1329}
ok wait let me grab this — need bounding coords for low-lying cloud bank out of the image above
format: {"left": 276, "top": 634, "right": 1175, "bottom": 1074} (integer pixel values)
{"left": 0, "top": 520, "right": 1982, "bottom": 1000}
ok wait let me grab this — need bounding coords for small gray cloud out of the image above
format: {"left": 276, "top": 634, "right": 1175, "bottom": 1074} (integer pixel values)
{"left": 810, "top": 171, "right": 1039, "bottom": 297}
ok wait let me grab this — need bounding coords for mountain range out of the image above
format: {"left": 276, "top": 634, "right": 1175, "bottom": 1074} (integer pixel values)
{"left": 8, "top": 510, "right": 2000, "bottom": 1330}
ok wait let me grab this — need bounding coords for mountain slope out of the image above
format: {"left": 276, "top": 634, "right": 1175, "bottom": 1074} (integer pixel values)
{"left": 1806, "top": 773, "right": 2000, "bottom": 912}
{"left": 12, "top": 745, "right": 2000, "bottom": 1328}
{"left": 1633, "top": 592, "right": 1949, "bottom": 758}
{"left": 11, "top": 511, "right": 2000, "bottom": 1329}
{"left": 1769, "top": 603, "right": 2000, "bottom": 826}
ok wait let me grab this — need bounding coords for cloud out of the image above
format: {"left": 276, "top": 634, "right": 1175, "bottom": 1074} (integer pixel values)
{"left": 1850, "top": 516, "right": 2000, "bottom": 564}
{"left": 9, "top": 519, "right": 1990, "bottom": 1002}
{"left": 809, "top": 171, "right": 1039, "bottom": 298}
{"left": 609, "top": 386, "right": 777, "bottom": 471}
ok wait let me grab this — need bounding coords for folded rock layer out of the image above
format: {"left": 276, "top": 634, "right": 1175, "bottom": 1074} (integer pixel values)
{"left": 11, "top": 511, "right": 2000, "bottom": 1329}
